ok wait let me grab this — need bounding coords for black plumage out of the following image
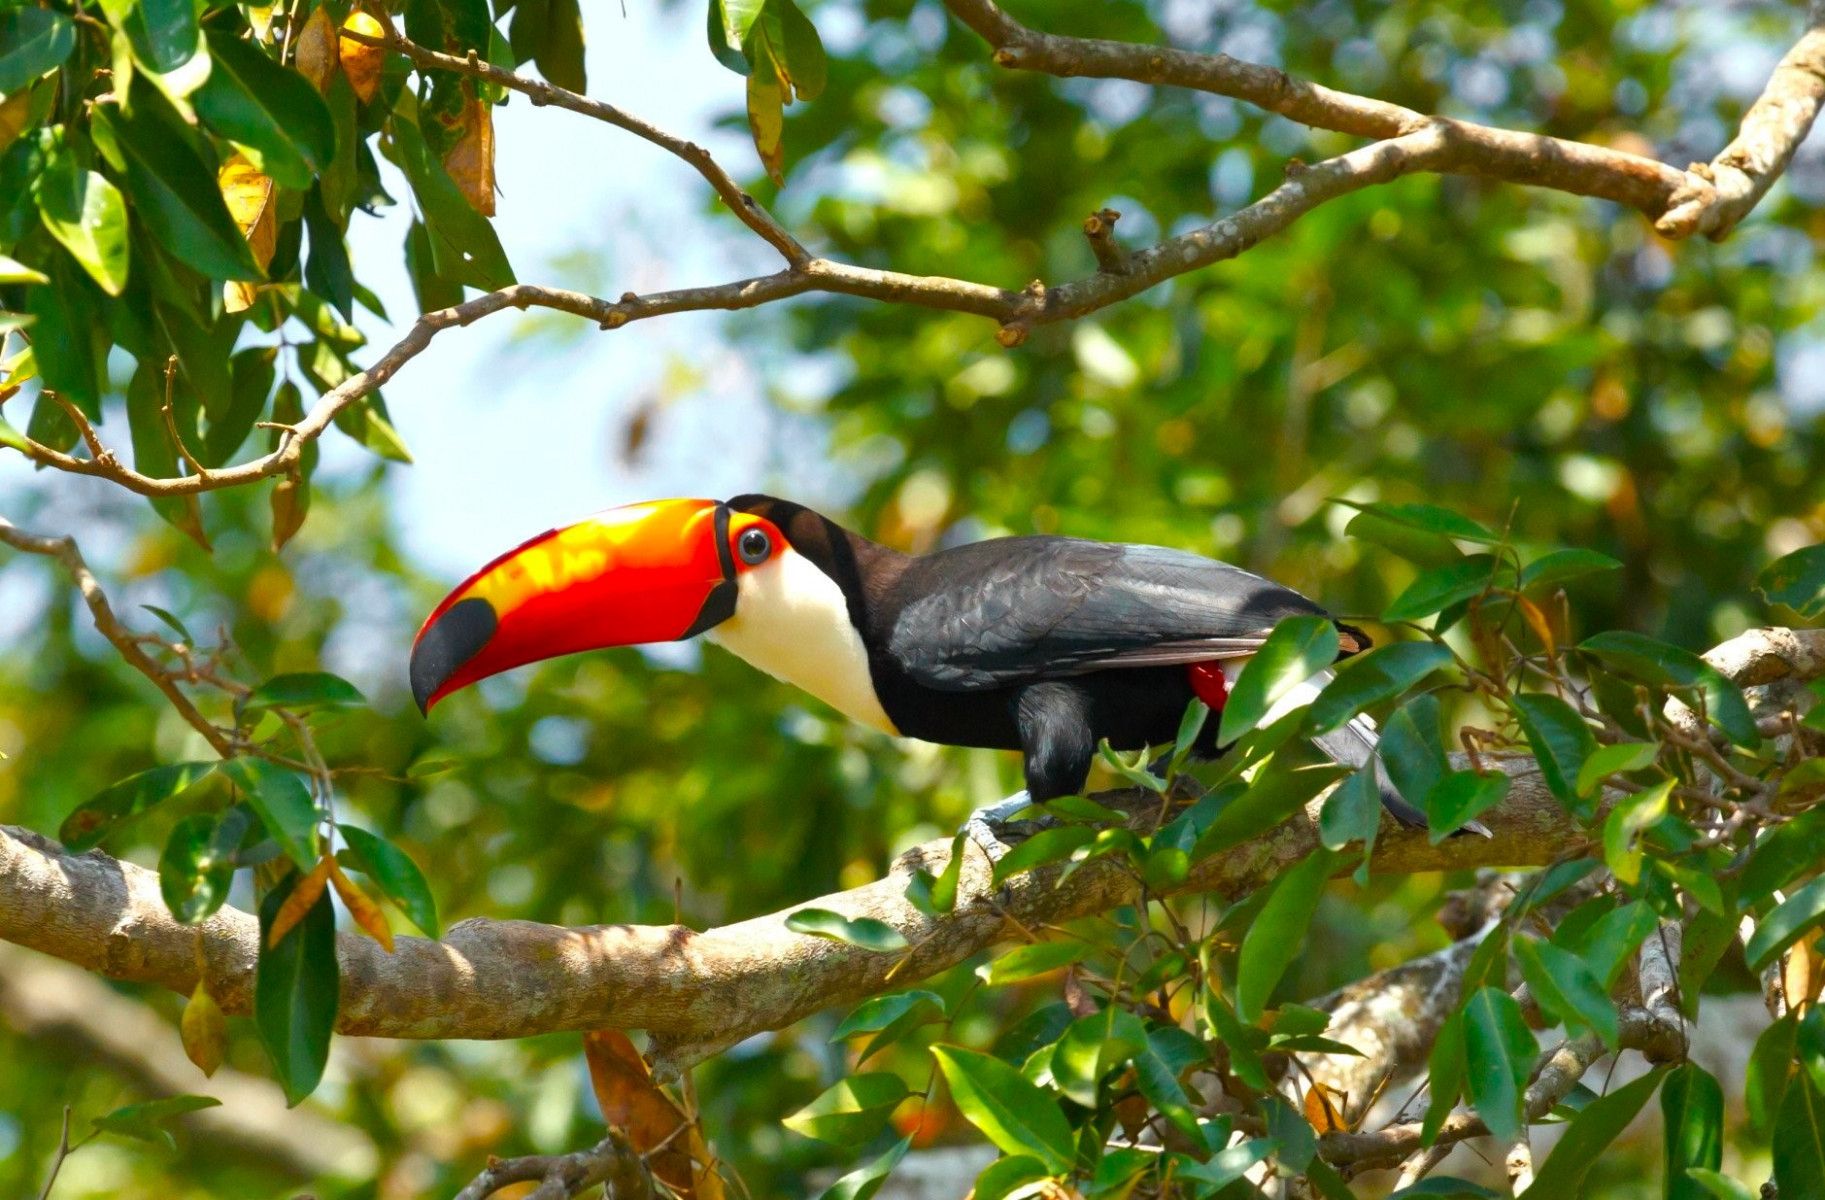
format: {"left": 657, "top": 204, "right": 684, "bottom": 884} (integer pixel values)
{"left": 730, "top": 496, "right": 1420, "bottom": 821}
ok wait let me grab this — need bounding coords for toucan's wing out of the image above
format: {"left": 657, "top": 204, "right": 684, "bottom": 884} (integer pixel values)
{"left": 883, "top": 537, "right": 1340, "bottom": 692}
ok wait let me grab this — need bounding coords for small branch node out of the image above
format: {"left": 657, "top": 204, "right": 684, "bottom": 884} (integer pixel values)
{"left": 1083, "top": 208, "right": 1131, "bottom": 275}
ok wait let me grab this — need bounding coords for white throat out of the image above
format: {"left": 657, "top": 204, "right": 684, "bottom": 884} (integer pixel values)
{"left": 706, "top": 548, "right": 900, "bottom": 735}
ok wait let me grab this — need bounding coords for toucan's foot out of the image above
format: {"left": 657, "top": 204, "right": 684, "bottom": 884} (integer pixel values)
{"left": 960, "top": 790, "right": 1041, "bottom": 864}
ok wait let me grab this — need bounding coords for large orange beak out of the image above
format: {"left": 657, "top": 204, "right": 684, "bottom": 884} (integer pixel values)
{"left": 409, "top": 498, "right": 736, "bottom": 713}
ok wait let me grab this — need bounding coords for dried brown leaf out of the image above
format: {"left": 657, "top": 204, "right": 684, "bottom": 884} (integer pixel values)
{"left": 338, "top": 11, "right": 386, "bottom": 103}
{"left": 443, "top": 94, "right": 496, "bottom": 217}
{"left": 584, "top": 1029, "right": 695, "bottom": 1194}
{"left": 295, "top": 4, "right": 340, "bottom": 93}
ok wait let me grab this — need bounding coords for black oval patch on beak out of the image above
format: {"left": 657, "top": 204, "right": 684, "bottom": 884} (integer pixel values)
{"left": 410, "top": 596, "right": 498, "bottom": 714}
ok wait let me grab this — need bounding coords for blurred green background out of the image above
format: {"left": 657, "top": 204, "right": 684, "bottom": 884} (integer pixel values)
{"left": 3, "top": 0, "right": 1822, "bottom": 1195}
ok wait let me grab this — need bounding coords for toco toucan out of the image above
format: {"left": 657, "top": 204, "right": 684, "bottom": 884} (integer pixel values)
{"left": 409, "top": 495, "right": 1439, "bottom": 828}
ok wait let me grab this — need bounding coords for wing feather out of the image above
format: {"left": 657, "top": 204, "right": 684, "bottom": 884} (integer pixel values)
{"left": 884, "top": 538, "right": 1336, "bottom": 691}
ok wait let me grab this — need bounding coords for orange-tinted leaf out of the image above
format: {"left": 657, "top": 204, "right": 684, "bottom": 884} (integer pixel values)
{"left": 0, "top": 89, "right": 33, "bottom": 154}
{"left": 271, "top": 473, "right": 307, "bottom": 551}
{"left": 328, "top": 856, "right": 394, "bottom": 952}
{"left": 338, "top": 11, "right": 385, "bottom": 103}
{"left": 1304, "top": 1081, "right": 1348, "bottom": 1132}
{"left": 268, "top": 856, "right": 333, "bottom": 948}
{"left": 181, "top": 979, "right": 227, "bottom": 1077}
{"left": 295, "top": 4, "right": 340, "bottom": 93}
{"left": 219, "top": 151, "right": 276, "bottom": 313}
{"left": 442, "top": 93, "right": 495, "bottom": 217}
{"left": 583, "top": 1030, "right": 694, "bottom": 1193}
{"left": 689, "top": 1125, "right": 726, "bottom": 1200}
{"left": 1518, "top": 594, "right": 1557, "bottom": 660}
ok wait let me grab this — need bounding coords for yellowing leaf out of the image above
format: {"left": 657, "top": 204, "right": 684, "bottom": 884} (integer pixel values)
{"left": 294, "top": 4, "right": 339, "bottom": 93}
{"left": 0, "top": 89, "right": 32, "bottom": 155}
{"left": 745, "top": 55, "right": 784, "bottom": 186}
{"left": 268, "top": 856, "right": 333, "bottom": 948}
{"left": 218, "top": 151, "right": 276, "bottom": 313}
{"left": 181, "top": 979, "right": 227, "bottom": 1077}
{"left": 328, "top": 856, "right": 394, "bottom": 952}
{"left": 271, "top": 472, "right": 307, "bottom": 551}
{"left": 338, "top": 11, "right": 385, "bottom": 103}
{"left": 1304, "top": 1082, "right": 1348, "bottom": 1132}
{"left": 442, "top": 93, "right": 495, "bottom": 216}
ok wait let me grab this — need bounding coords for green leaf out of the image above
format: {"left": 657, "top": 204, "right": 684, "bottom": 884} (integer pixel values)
{"left": 1218, "top": 615, "right": 1338, "bottom": 743}
{"left": 1190, "top": 763, "right": 1345, "bottom": 862}
{"left": 1384, "top": 555, "right": 1508, "bottom": 622}
{"left": 1171, "top": 696, "right": 1210, "bottom": 769}
{"left": 21, "top": 238, "right": 107, "bottom": 410}
{"left": 0, "top": 254, "right": 47, "bottom": 284}
{"left": 1663, "top": 1062, "right": 1724, "bottom": 1200}
{"left": 219, "top": 758, "right": 320, "bottom": 870}
{"left": 1756, "top": 544, "right": 1825, "bottom": 618}
{"left": 1580, "top": 631, "right": 1759, "bottom": 749}
{"left": 0, "top": 8, "right": 75, "bottom": 92}
{"left": 1180, "top": 1137, "right": 1277, "bottom": 1192}
{"left": 977, "top": 1156, "right": 1053, "bottom": 1200}
{"left": 1203, "top": 984, "right": 1270, "bottom": 1092}
{"left": 194, "top": 31, "right": 335, "bottom": 190}
{"left": 91, "top": 1094, "right": 222, "bottom": 1151}
{"left": 1134, "top": 1025, "right": 1208, "bottom": 1139}
{"left": 391, "top": 108, "right": 515, "bottom": 290}
{"left": 97, "top": 0, "right": 200, "bottom": 76}
{"left": 34, "top": 144, "right": 130, "bottom": 296}
{"left": 1742, "top": 806, "right": 1825, "bottom": 904}
{"left": 337, "top": 824, "right": 440, "bottom": 939}
{"left": 256, "top": 867, "right": 341, "bottom": 1105}
{"left": 1054, "top": 1005, "right": 1147, "bottom": 1106}
{"left": 93, "top": 89, "right": 261, "bottom": 281}
{"left": 1204, "top": 612, "right": 1335, "bottom": 744}
{"left": 1521, "top": 1067, "right": 1665, "bottom": 1196}
{"left": 1602, "top": 778, "right": 1672, "bottom": 887}
{"left": 1379, "top": 693, "right": 1445, "bottom": 821}
{"left": 784, "top": 1073, "right": 909, "bottom": 1145}
{"left": 124, "top": 360, "right": 210, "bottom": 548}
{"left": 1682, "top": 1170, "right": 1759, "bottom": 1200}
{"left": 243, "top": 671, "right": 367, "bottom": 712}
{"left": 1421, "top": 1011, "right": 1464, "bottom": 1147}
{"left": 931, "top": 1045, "right": 1075, "bottom": 1173}
{"left": 990, "top": 824, "right": 1096, "bottom": 885}
{"left": 1425, "top": 770, "right": 1510, "bottom": 844}
{"left": 787, "top": 907, "right": 909, "bottom": 953}
{"left": 1514, "top": 937, "right": 1618, "bottom": 1049}
{"left": 1318, "top": 764, "right": 1381, "bottom": 852}
{"left": 160, "top": 807, "right": 251, "bottom": 924}
{"left": 1389, "top": 1179, "right": 1502, "bottom": 1199}
{"left": 978, "top": 940, "right": 1092, "bottom": 986}
{"left": 1566, "top": 899, "right": 1658, "bottom": 989}
{"left": 819, "top": 1134, "right": 912, "bottom": 1200}
{"left": 1341, "top": 500, "right": 1494, "bottom": 566}
{"left": 1236, "top": 848, "right": 1340, "bottom": 1022}
{"left": 303, "top": 184, "right": 355, "bottom": 322}
{"left": 1746, "top": 874, "right": 1825, "bottom": 972}
{"left": 1520, "top": 549, "right": 1622, "bottom": 592}
{"left": 1098, "top": 739, "right": 1166, "bottom": 794}
{"left": 1773, "top": 1074, "right": 1825, "bottom": 1200}
{"left": 928, "top": 830, "right": 967, "bottom": 914}
{"left": 140, "top": 604, "right": 194, "bottom": 643}
{"left": 1462, "top": 987, "right": 1537, "bottom": 1145}
{"left": 775, "top": 0, "right": 826, "bottom": 100}
{"left": 1262, "top": 1094, "right": 1316, "bottom": 1172}
{"left": 1575, "top": 741, "right": 1658, "bottom": 799}
{"left": 1306, "top": 642, "right": 1453, "bottom": 735}
{"left": 1511, "top": 693, "right": 1598, "bottom": 818}
{"left": 1678, "top": 906, "right": 1738, "bottom": 1019}
{"left": 60, "top": 762, "right": 218, "bottom": 850}
{"left": 202, "top": 345, "right": 277, "bottom": 467}
{"left": 1748, "top": 1015, "right": 1798, "bottom": 1133}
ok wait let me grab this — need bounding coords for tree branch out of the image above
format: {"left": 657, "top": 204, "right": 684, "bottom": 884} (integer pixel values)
{"left": 942, "top": 0, "right": 1825, "bottom": 238}
{"left": 453, "top": 1131, "right": 649, "bottom": 1200}
{"left": 0, "top": 764, "right": 1582, "bottom": 1066}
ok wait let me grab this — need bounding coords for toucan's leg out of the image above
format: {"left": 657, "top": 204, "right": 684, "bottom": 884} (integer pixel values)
{"left": 961, "top": 682, "right": 1098, "bottom": 861}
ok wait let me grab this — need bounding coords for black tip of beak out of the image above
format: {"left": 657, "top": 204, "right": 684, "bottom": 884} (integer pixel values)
{"left": 410, "top": 597, "right": 498, "bottom": 715}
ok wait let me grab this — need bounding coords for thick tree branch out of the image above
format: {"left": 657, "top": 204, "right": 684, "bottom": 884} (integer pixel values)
{"left": 0, "top": 765, "right": 1582, "bottom": 1065}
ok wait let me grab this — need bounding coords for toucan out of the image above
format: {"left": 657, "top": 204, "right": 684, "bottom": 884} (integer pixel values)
{"left": 409, "top": 495, "right": 1434, "bottom": 828}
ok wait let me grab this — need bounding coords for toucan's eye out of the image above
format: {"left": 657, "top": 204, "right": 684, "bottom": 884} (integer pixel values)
{"left": 738, "top": 528, "right": 772, "bottom": 565}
